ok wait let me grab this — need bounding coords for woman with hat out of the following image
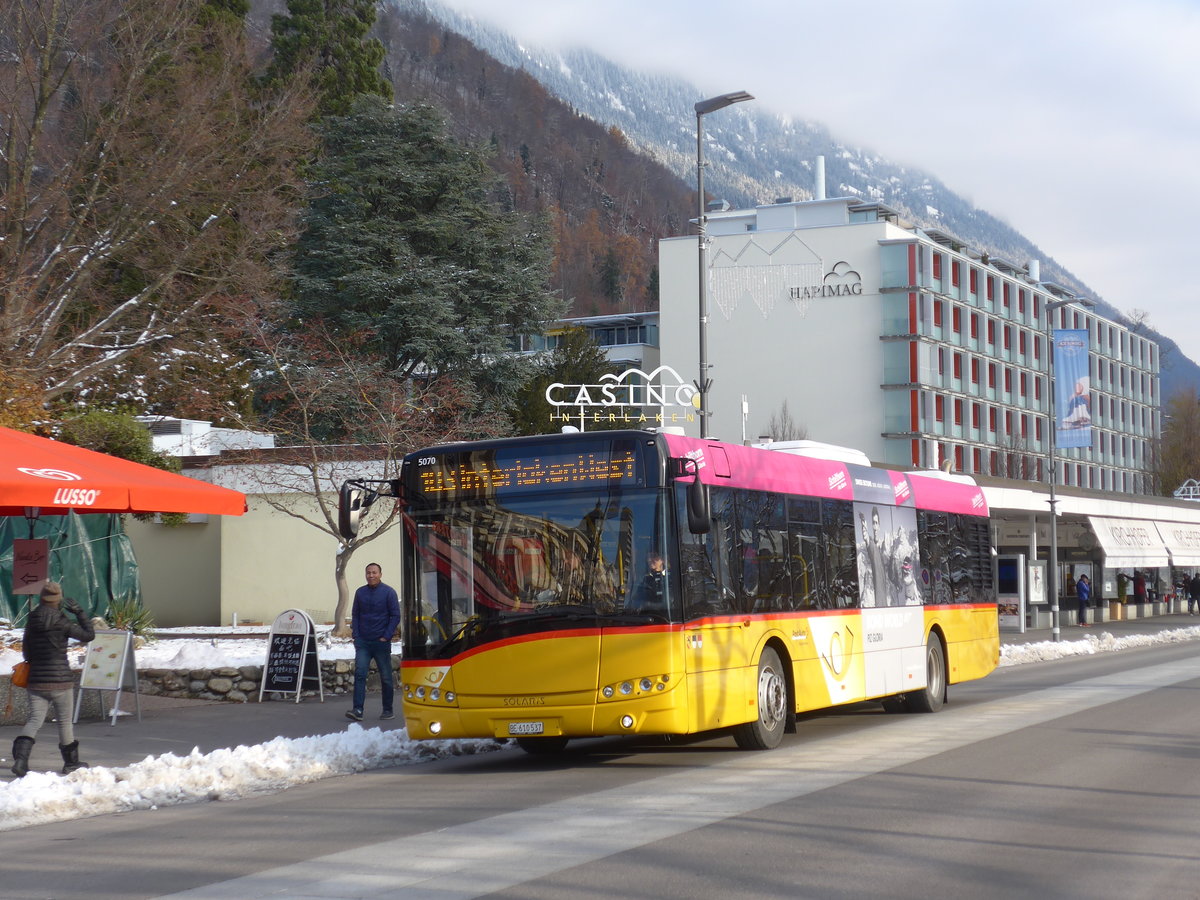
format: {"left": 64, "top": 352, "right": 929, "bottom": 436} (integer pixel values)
{"left": 11, "top": 581, "right": 96, "bottom": 777}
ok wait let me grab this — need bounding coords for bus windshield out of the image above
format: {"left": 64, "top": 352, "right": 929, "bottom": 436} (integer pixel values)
{"left": 402, "top": 487, "right": 671, "bottom": 659}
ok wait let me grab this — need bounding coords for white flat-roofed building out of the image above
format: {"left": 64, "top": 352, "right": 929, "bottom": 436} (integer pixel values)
{"left": 659, "top": 196, "right": 1160, "bottom": 494}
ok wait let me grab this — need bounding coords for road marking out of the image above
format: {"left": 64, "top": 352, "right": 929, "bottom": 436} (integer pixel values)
{"left": 157, "top": 657, "right": 1200, "bottom": 899}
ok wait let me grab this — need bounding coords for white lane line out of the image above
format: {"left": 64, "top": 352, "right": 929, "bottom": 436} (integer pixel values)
{"left": 157, "top": 657, "right": 1200, "bottom": 900}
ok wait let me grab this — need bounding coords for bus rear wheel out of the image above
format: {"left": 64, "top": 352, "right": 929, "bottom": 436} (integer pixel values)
{"left": 734, "top": 647, "right": 788, "bottom": 750}
{"left": 906, "top": 634, "right": 946, "bottom": 713}
{"left": 516, "top": 736, "right": 569, "bottom": 755}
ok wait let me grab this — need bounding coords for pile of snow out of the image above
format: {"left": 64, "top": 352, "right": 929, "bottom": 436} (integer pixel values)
{"left": 0, "top": 724, "right": 505, "bottom": 831}
{"left": 999, "top": 624, "right": 1200, "bottom": 666}
{"left": 2, "top": 623, "right": 1199, "bottom": 832}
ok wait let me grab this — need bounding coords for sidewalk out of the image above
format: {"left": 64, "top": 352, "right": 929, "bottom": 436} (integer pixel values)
{"left": 0, "top": 688, "right": 394, "bottom": 777}
{"left": 3, "top": 612, "right": 1199, "bottom": 776}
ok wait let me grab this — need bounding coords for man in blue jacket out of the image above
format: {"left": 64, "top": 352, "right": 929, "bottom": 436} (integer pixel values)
{"left": 346, "top": 563, "right": 401, "bottom": 722}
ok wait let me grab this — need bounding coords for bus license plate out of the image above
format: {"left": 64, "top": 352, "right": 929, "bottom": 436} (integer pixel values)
{"left": 508, "top": 721, "right": 544, "bottom": 736}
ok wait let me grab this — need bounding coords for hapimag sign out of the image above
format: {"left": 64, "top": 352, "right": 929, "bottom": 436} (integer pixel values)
{"left": 544, "top": 365, "right": 698, "bottom": 428}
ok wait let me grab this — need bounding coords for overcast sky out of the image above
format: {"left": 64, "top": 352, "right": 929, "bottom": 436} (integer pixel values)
{"left": 436, "top": 0, "right": 1200, "bottom": 370}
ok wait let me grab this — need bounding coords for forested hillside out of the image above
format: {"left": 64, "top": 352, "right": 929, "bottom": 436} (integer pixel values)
{"left": 374, "top": 3, "right": 695, "bottom": 317}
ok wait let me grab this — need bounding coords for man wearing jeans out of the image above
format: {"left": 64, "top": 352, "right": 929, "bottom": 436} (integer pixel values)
{"left": 346, "top": 563, "right": 401, "bottom": 722}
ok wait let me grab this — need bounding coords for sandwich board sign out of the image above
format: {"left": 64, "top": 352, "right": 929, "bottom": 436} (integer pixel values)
{"left": 260, "top": 609, "right": 324, "bottom": 702}
{"left": 74, "top": 629, "right": 141, "bottom": 726}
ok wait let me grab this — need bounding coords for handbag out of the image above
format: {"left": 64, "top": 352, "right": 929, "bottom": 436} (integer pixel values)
{"left": 11, "top": 661, "right": 29, "bottom": 688}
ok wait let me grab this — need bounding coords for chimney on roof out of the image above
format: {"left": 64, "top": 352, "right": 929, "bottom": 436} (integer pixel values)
{"left": 815, "top": 155, "right": 826, "bottom": 201}
{"left": 1028, "top": 259, "right": 1040, "bottom": 282}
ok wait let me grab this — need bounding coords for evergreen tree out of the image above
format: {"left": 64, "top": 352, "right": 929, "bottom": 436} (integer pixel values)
{"left": 509, "top": 327, "right": 623, "bottom": 436}
{"left": 290, "top": 96, "right": 561, "bottom": 409}
{"left": 266, "top": 0, "right": 392, "bottom": 117}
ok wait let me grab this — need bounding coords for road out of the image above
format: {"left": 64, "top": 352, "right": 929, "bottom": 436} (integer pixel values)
{"left": 2, "top": 643, "right": 1198, "bottom": 900}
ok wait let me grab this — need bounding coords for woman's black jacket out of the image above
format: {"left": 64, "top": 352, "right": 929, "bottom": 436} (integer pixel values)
{"left": 23, "top": 602, "right": 95, "bottom": 689}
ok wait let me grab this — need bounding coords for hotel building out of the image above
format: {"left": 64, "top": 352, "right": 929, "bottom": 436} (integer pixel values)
{"left": 658, "top": 196, "right": 1160, "bottom": 494}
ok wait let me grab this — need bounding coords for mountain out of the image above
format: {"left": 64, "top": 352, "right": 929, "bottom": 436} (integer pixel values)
{"left": 388, "top": 0, "right": 1200, "bottom": 402}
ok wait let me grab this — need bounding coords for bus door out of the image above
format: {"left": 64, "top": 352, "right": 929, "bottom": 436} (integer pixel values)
{"left": 678, "top": 498, "right": 751, "bottom": 732}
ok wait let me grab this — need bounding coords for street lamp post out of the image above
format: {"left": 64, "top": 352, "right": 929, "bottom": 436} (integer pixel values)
{"left": 695, "top": 90, "right": 753, "bottom": 439}
{"left": 1044, "top": 295, "right": 1093, "bottom": 642}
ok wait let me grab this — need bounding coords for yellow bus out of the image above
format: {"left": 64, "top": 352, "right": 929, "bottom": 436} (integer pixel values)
{"left": 339, "top": 430, "right": 998, "bottom": 753}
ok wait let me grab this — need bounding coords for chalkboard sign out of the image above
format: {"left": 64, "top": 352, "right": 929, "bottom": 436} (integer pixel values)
{"left": 259, "top": 609, "right": 324, "bottom": 703}
{"left": 74, "top": 629, "right": 141, "bottom": 726}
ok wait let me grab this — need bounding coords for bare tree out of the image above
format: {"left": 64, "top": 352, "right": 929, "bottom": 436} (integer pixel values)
{"left": 999, "top": 432, "right": 1038, "bottom": 481}
{"left": 761, "top": 400, "right": 807, "bottom": 442}
{"left": 0, "top": 0, "right": 314, "bottom": 403}
{"left": 213, "top": 317, "right": 508, "bottom": 634}
{"left": 1153, "top": 389, "right": 1200, "bottom": 496}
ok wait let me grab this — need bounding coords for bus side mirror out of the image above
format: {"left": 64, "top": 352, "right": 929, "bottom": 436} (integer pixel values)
{"left": 670, "top": 458, "right": 711, "bottom": 535}
{"left": 338, "top": 483, "right": 366, "bottom": 540}
{"left": 687, "top": 475, "right": 711, "bottom": 535}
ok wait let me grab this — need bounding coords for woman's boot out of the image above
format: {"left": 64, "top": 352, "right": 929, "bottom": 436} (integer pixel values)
{"left": 11, "top": 736, "right": 34, "bottom": 777}
{"left": 59, "top": 740, "right": 86, "bottom": 774}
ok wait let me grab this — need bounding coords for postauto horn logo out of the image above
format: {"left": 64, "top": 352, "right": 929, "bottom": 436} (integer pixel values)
{"left": 18, "top": 467, "right": 83, "bottom": 481}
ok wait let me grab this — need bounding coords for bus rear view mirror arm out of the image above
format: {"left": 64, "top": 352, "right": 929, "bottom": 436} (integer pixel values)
{"left": 338, "top": 478, "right": 403, "bottom": 540}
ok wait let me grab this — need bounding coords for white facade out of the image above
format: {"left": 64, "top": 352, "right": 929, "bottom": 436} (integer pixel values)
{"left": 659, "top": 197, "right": 1160, "bottom": 492}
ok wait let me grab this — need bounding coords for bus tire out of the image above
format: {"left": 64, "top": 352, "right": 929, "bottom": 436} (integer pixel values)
{"left": 516, "top": 736, "right": 569, "bottom": 754}
{"left": 906, "top": 634, "right": 946, "bottom": 713}
{"left": 733, "top": 647, "right": 788, "bottom": 750}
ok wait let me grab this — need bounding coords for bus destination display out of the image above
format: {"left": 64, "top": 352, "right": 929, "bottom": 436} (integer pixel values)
{"left": 414, "top": 445, "right": 640, "bottom": 499}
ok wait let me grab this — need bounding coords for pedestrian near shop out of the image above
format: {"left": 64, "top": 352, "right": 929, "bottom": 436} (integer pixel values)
{"left": 11, "top": 582, "right": 96, "bottom": 777}
{"left": 1076, "top": 573, "right": 1092, "bottom": 626}
{"left": 345, "top": 563, "right": 401, "bottom": 722}
{"left": 1188, "top": 573, "right": 1200, "bottom": 615}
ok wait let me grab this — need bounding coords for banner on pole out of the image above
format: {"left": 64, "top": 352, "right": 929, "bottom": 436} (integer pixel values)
{"left": 1053, "top": 329, "right": 1091, "bottom": 449}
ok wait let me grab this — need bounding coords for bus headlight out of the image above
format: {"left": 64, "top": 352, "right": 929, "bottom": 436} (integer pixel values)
{"left": 416, "top": 686, "right": 427, "bottom": 699}
{"left": 430, "top": 688, "right": 440, "bottom": 701}
{"left": 619, "top": 681, "right": 633, "bottom": 695}
{"left": 620, "top": 715, "right": 634, "bottom": 729}
{"left": 444, "top": 692, "right": 455, "bottom": 703}
{"left": 639, "top": 678, "right": 653, "bottom": 692}
{"left": 429, "top": 721, "right": 442, "bottom": 735}
{"left": 602, "top": 686, "right": 614, "bottom": 698}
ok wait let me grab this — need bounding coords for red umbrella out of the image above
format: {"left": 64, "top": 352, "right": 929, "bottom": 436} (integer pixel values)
{"left": 0, "top": 425, "right": 246, "bottom": 516}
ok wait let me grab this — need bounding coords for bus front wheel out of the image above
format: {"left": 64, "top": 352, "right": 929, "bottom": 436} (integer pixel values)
{"left": 906, "top": 635, "right": 946, "bottom": 713}
{"left": 516, "top": 736, "right": 569, "bottom": 755}
{"left": 733, "top": 647, "right": 788, "bottom": 750}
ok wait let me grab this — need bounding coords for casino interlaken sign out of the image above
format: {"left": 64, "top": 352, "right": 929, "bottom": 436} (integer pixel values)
{"left": 545, "top": 365, "right": 697, "bottom": 427}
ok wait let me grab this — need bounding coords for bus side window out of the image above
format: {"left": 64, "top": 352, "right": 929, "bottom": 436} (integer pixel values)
{"left": 821, "top": 500, "right": 859, "bottom": 609}
{"left": 678, "top": 486, "right": 737, "bottom": 617}
{"left": 787, "top": 498, "right": 822, "bottom": 610}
